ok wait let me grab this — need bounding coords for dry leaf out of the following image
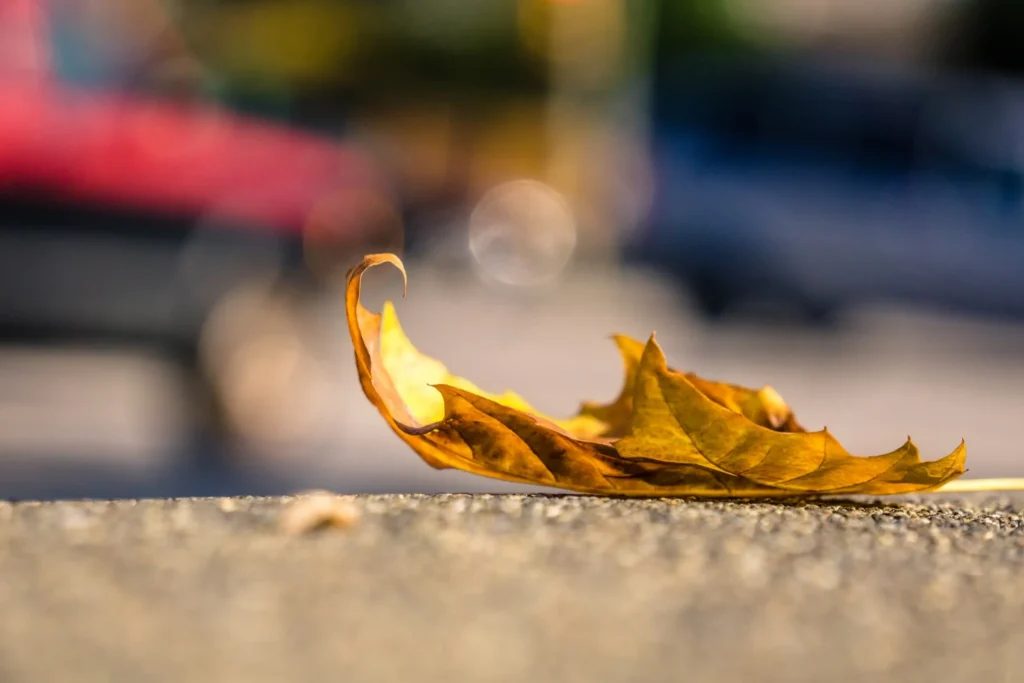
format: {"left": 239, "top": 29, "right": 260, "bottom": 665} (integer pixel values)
{"left": 346, "top": 253, "right": 966, "bottom": 498}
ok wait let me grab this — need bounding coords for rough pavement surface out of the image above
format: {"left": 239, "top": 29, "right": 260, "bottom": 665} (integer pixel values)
{"left": 1, "top": 492, "right": 1023, "bottom": 683}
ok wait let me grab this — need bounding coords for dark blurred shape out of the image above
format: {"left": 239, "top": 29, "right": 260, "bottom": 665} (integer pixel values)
{"left": 942, "top": 0, "right": 1024, "bottom": 78}
{"left": 627, "top": 54, "right": 1024, "bottom": 323}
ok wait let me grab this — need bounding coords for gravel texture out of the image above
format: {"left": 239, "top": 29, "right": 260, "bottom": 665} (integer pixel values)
{"left": 1, "top": 492, "right": 1023, "bottom": 683}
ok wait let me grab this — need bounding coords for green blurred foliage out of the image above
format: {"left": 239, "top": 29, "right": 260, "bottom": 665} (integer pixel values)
{"left": 655, "top": 0, "right": 756, "bottom": 61}
{"left": 168, "top": 0, "right": 773, "bottom": 126}
{"left": 177, "top": 0, "right": 547, "bottom": 104}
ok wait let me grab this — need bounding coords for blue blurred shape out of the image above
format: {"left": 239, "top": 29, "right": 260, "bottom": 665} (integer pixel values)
{"left": 629, "top": 55, "right": 1024, "bottom": 322}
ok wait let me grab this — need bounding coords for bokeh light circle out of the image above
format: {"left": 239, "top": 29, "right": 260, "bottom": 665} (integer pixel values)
{"left": 468, "top": 179, "right": 577, "bottom": 287}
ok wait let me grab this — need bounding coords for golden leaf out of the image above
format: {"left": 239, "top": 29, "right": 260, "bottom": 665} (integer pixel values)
{"left": 346, "top": 253, "right": 967, "bottom": 497}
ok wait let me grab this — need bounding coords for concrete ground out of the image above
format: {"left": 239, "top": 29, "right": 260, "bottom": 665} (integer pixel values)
{"left": 1, "top": 492, "right": 1022, "bottom": 683}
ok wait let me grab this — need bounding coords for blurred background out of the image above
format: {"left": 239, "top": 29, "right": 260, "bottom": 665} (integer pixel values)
{"left": 1, "top": 0, "right": 1024, "bottom": 499}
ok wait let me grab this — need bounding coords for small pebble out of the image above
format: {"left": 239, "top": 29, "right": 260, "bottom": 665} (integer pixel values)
{"left": 279, "top": 490, "right": 361, "bottom": 534}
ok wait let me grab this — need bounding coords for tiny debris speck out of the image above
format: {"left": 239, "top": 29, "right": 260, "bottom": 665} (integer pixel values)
{"left": 279, "top": 490, "right": 361, "bottom": 534}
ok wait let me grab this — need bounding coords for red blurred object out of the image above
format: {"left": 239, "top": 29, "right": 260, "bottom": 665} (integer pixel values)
{"left": 0, "top": 83, "right": 384, "bottom": 233}
{"left": 0, "top": 0, "right": 386, "bottom": 235}
{"left": 0, "top": 0, "right": 49, "bottom": 82}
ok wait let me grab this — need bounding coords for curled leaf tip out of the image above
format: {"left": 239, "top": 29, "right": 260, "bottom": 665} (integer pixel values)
{"left": 349, "top": 252, "right": 407, "bottom": 296}
{"left": 346, "top": 252, "right": 970, "bottom": 498}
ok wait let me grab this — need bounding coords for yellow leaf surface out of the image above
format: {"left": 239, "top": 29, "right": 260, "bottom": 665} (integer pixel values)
{"left": 346, "top": 253, "right": 966, "bottom": 497}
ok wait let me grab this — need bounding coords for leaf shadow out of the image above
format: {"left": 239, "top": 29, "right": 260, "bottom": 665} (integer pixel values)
{"left": 523, "top": 492, "right": 930, "bottom": 512}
